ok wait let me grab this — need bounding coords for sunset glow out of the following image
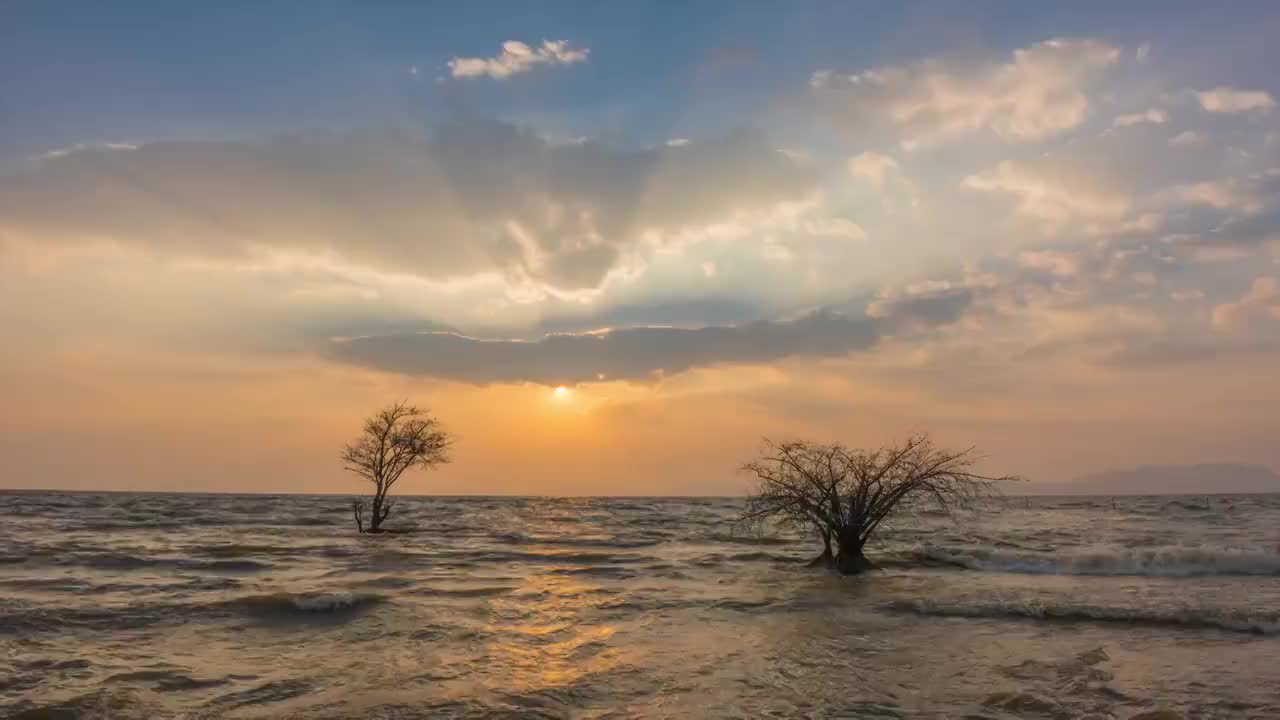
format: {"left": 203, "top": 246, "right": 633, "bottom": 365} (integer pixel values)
{"left": 1, "top": 4, "right": 1278, "bottom": 496}
{"left": 4, "top": 7, "right": 1278, "bottom": 719}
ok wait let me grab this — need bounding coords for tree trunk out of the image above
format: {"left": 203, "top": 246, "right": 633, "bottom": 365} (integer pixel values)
{"left": 369, "top": 495, "right": 384, "bottom": 533}
{"left": 808, "top": 529, "right": 836, "bottom": 568}
{"left": 352, "top": 500, "right": 365, "bottom": 533}
{"left": 834, "top": 532, "right": 876, "bottom": 574}
{"left": 366, "top": 487, "right": 395, "bottom": 533}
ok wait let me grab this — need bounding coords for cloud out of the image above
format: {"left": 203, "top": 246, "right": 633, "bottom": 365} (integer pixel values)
{"left": 1019, "top": 249, "right": 1082, "bottom": 277}
{"left": 1192, "top": 205, "right": 1280, "bottom": 255}
{"left": 963, "top": 160, "right": 1130, "bottom": 225}
{"left": 811, "top": 38, "right": 1119, "bottom": 148}
{"left": 327, "top": 310, "right": 882, "bottom": 385}
{"left": 800, "top": 217, "right": 867, "bottom": 242}
{"left": 41, "top": 142, "right": 140, "bottom": 160}
{"left": 325, "top": 282, "right": 982, "bottom": 385}
{"left": 0, "top": 123, "right": 817, "bottom": 293}
{"left": 448, "top": 40, "right": 588, "bottom": 79}
{"left": 1213, "top": 277, "right": 1280, "bottom": 331}
{"left": 846, "top": 150, "right": 922, "bottom": 212}
{"left": 955, "top": 111, "right": 1278, "bottom": 239}
{"left": 1195, "top": 87, "right": 1276, "bottom": 113}
{"left": 1112, "top": 109, "right": 1167, "bottom": 128}
{"left": 1168, "top": 178, "right": 1269, "bottom": 214}
{"left": 847, "top": 151, "right": 900, "bottom": 186}
{"left": 868, "top": 284, "right": 977, "bottom": 332}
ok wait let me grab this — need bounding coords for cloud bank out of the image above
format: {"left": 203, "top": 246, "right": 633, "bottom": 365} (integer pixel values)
{"left": 327, "top": 286, "right": 977, "bottom": 385}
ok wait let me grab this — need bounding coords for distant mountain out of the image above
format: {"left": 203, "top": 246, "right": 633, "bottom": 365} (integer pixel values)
{"left": 1019, "top": 463, "right": 1280, "bottom": 495}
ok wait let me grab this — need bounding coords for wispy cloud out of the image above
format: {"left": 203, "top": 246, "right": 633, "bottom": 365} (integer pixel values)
{"left": 963, "top": 160, "right": 1131, "bottom": 226}
{"left": 40, "top": 142, "right": 139, "bottom": 160}
{"left": 1168, "top": 178, "right": 1269, "bottom": 214}
{"left": 1195, "top": 86, "right": 1276, "bottom": 113}
{"left": 1213, "top": 277, "right": 1280, "bottom": 331}
{"left": 847, "top": 151, "right": 900, "bottom": 186}
{"left": 1019, "top": 249, "right": 1082, "bottom": 277}
{"left": 1112, "top": 108, "right": 1167, "bottom": 128}
{"left": 811, "top": 38, "right": 1120, "bottom": 148}
{"left": 448, "top": 40, "right": 588, "bottom": 80}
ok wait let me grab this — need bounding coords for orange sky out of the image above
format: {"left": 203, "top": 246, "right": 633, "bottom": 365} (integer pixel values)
{"left": 2, "top": 23, "right": 1279, "bottom": 494}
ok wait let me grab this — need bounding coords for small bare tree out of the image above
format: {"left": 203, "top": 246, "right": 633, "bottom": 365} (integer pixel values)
{"left": 741, "top": 434, "right": 1017, "bottom": 574}
{"left": 342, "top": 401, "right": 452, "bottom": 533}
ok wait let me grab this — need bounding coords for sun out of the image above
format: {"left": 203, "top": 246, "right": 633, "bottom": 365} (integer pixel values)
{"left": 553, "top": 386, "right": 570, "bottom": 399}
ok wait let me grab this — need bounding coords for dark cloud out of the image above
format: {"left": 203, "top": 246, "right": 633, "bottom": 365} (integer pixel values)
{"left": 1187, "top": 202, "right": 1280, "bottom": 253}
{"left": 871, "top": 287, "right": 976, "bottom": 331}
{"left": 534, "top": 298, "right": 764, "bottom": 335}
{"left": 0, "top": 122, "right": 816, "bottom": 291}
{"left": 324, "top": 286, "right": 982, "bottom": 385}
{"left": 326, "top": 309, "right": 882, "bottom": 386}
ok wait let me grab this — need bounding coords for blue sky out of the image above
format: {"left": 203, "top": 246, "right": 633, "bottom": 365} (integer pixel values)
{"left": 2, "top": 2, "right": 1279, "bottom": 493}
{"left": 5, "top": 1, "right": 1276, "bottom": 163}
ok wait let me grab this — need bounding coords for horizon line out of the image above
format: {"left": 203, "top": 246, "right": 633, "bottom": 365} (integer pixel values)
{"left": 3, "top": 487, "right": 1278, "bottom": 499}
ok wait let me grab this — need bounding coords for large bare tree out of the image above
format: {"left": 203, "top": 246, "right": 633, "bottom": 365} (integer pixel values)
{"left": 342, "top": 401, "right": 452, "bottom": 533}
{"left": 741, "top": 435, "right": 1017, "bottom": 574}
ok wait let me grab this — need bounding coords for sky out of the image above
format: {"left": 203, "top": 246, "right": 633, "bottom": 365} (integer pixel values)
{"left": 2, "top": 1, "right": 1279, "bottom": 495}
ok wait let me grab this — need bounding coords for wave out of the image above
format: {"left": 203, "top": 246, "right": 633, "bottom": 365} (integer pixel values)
{"left": 695, "top": 551, "right": 804, "bottom": 565}
{"left": 219, "top": 591, "right": 388, "bottom": 615}
{"left": 0, "top": 575, "right": 241, "bottom": 595}
{"left": 187, "top": 559, "right": 271, "bottom": 572}
{"left": 1, "top": 688, "right": 162, "bottom": 720}
{"left": 412, "top": 585, "right": 514, "bottom": 598}
{"left": 1, "top": 588, "right": 386, "bottom": 635}
{"left": 105, "top": 669, "right": 232, "bottom": 692}
{"left": 452, "top": 549, "right": 653, "bottom": 566}
{"left": 706, "top": 533, "right": 796, "bottom": 546}
{"left": 493, "top": 532, "right": 664, "bottom": 549}
{"left": 0, "top": 601, "right": 177, "bottom": 635}
{"left": 915, "top": 545, "right": 1280, "bottom": 577}
{"left": 27, "top": 549, "right": 274, "bottom": 573}
{"left": 882, "top": 598, "right": 1280, "bottom": 635}
{"left": 547, "top": 565, "right": 637, "bottom": 578}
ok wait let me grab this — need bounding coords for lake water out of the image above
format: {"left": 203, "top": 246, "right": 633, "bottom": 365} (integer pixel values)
{"left": 2, "top": 492, "right": 1279, "bottom": 719}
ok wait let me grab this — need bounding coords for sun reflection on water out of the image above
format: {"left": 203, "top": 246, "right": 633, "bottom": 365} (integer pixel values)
{"left": 479, "top": 573, "right": 622, "bottom": 693}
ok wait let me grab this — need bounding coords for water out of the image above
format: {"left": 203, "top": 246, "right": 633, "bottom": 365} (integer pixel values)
{"left": 2, "top": 492, "right": 1279, "bottom": 719}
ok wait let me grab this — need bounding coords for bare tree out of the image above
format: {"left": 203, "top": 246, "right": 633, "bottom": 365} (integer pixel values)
{"left": 741, "top": 435, "right": 1017, "bottom": 574}
{"left": 342, "top": 401, "right": 452, "bottom": 533}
